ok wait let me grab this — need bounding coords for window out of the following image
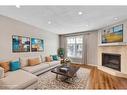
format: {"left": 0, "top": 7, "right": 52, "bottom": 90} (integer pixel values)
{"left": 67, "top": 36, "right": 83, "bottom": 58}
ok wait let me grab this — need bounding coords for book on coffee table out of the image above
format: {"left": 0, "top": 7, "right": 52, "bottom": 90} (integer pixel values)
{"left": 59, "top": 67, "right": 69, "bottom": 73}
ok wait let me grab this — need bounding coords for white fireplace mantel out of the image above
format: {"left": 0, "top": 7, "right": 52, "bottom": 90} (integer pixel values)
{"left": 98, "top": 42, "right": 127, "bottom": 46}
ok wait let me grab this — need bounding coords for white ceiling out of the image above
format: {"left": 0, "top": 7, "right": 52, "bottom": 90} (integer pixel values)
{"left": 0, "top": 6, "right": 127, "bottom": 34}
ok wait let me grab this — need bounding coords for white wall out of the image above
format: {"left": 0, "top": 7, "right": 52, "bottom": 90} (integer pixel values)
{"left": 86, "top": 31, "right": 98, "bottom": 65}
{"left": 0, "top": 15, "right": 59, "bottom": 60}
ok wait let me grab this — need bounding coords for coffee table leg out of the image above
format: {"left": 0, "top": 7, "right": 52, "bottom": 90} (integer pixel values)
{"left": 55, "top": 73, "right": 78, "bottom": 84}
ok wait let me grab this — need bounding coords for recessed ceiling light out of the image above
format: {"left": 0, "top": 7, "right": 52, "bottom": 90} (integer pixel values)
{"left": 78, "top": 11, "right": 83, "bottom": 15}
{"left": 86, "top": 25, "right": 89, "bottom": 27}
{"left": 48, "top": 21, "right": 51, "bottom": 24}
{"left": 16, "top": 5, "right": 20, "bottom": 8}
{"left": 114, "top": 17, "right": 118, "bottom": 20}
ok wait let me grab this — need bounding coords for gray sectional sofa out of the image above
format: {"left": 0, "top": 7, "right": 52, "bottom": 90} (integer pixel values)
{"left": 0, "top": 56, "right": 61, "bottom": 89}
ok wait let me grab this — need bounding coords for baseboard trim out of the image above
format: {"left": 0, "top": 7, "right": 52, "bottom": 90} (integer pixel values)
{"left": 86, "top": 63, "right": 98, "bottom": 67}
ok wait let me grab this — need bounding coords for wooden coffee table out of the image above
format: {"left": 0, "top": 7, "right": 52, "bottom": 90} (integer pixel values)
{"left": 51, "top": 65, "right": 80, "bottom": 83}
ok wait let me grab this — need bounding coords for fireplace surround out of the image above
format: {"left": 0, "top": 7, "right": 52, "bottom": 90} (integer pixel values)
{"left": 102, "top": 53, "right": 121, "bottom": 71}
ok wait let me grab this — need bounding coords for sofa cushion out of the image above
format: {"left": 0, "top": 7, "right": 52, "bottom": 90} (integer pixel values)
{"left": 0, "top": 61, "right": 10, "bottom": 73}
{"left": 20, "top": 56, "right": 42, "bottom": 68}
{"left": 20, "top": 57, "right": 28, "bottom": 68}
{"left": 0, "top": 70, "right": 38, "bottom": 89}
{"left": 45, "top": 61, "right": 60, "bottom": 67}
{"left": 22, "top": 63, "right": 50, "bottom": 74}
{"left": 0, "top": 67, "right": 4, "bottom": 78}
{"left": 40, "top": 55, "right": 45, "bottom": 63}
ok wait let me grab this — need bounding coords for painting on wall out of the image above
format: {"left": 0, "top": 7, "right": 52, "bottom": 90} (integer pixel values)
{"left": 102, "top": 24, "right": 123, "bottom": 43}
{"left": 12, "top": 35, "right": 30, "bottom": 52}
{"left": 31, "top": 38, "right": 44, "bottom": 52}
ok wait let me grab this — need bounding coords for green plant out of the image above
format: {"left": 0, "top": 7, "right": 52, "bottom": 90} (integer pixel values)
{"left": 58, "top": 48, "right": 65, "bottom": 58}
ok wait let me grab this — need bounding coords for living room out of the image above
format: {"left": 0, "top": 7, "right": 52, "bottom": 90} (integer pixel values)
{"left": 0, "top": 2, "right": 127, "bottom": 94}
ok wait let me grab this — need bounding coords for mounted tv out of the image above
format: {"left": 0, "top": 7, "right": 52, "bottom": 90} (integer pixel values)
{"left": 12, "top": 35, "right": 30, "bottom": 52}
{"left": 102, "top": 24, "right": 123, "bottom": 43}
{"left": 31, "top": 38, "right": 44, "bottom": 52}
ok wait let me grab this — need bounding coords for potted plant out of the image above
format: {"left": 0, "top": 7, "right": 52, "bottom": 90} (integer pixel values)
{"left": 58, "top": 48, "right": 65, "bottom": 58}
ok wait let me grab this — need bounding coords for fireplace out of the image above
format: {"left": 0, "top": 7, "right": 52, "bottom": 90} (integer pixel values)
{"left": 102, "top": 53, "right": 121, "bottom": 71}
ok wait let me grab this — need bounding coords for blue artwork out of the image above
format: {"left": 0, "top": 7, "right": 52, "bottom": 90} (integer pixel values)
{"left": 12, "top": 35, "right": 30, "bottom": 52}
{"left": 31, "top": 38, "right": 44, "bottom": 52}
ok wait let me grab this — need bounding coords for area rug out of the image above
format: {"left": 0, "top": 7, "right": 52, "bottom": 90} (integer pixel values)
{"left": 37, "top": 68, "right": 91, "bottom": 89}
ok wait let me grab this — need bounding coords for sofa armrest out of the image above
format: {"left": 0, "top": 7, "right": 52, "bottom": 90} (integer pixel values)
{"left": 0, "top": 67, "right": 4, "bottom": 78}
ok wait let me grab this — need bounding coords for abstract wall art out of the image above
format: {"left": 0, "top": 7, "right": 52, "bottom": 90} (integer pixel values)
{"left": 12, "top": 35, "right": 30, "bottom": 52}
{"left": 101, "top": 24, "right": 123, "bottom": 43}
{"left": 31, "top": 38, "right": 44, "bottom": 52}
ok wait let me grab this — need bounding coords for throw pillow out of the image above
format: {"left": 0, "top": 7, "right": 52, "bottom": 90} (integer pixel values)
{"left": 10, "top": 61, "right": 21, "bottom": 71}
{"left": 28, "top": 58, "right": 41, "bottom": 66}
{"left": 52, "top": 55, "right": 59, "bottom": 61}
{"left": 45, "top": 56, "right": 51, "bottom": 62}
{"left": 0, "top": 61, "right": 10, "bottom": 73}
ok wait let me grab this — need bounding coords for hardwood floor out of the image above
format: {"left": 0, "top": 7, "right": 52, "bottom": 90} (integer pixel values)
{"left": 72, "top": 64, "right": 127, "bottom": 89}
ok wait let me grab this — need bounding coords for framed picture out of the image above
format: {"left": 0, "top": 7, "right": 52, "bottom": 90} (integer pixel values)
{"left": 31, "top": 38, "right": 44, "bottom": 52}
{"left": 102, "top": 24, "right": 123, "bottom": 43}
{"left": 12, "top": 35, "right": 30, "bottom": 52}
